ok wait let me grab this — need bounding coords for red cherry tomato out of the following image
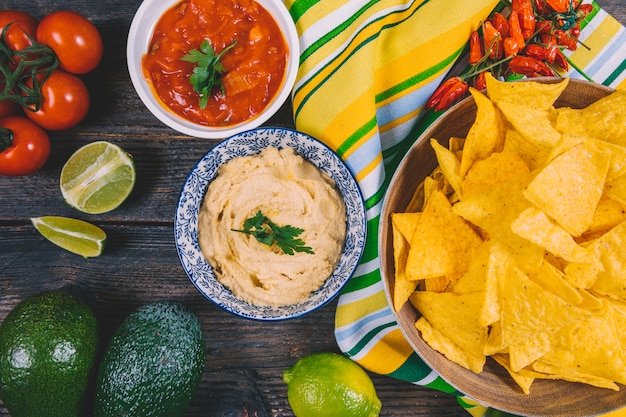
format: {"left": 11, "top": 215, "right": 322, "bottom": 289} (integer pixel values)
{"left": 36, "top": 11, "right": 103, "bottom": 74}
{"left": 23, "top": 69, "right": 90, "bottom": 131}
{"left": 0, "top": 116, "right": 50, "bottom": 176}
{"left": 0, "top": 10, "right": 39, "bottom": 51}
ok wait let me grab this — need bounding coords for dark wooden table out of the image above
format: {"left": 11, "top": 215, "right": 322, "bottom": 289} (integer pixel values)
{"left": 1, "top": 1, "right": 624, "bottom": 416}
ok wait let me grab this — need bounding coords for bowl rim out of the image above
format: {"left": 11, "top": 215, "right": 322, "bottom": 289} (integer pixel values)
{"left": 379, "top": 77, "right": 622, "bottom": 416}
{"left": 174, "top": 127, "right": 367, "bottom": 321}
{"left": 126, "top": 0, "right": 300, "bottom": 139}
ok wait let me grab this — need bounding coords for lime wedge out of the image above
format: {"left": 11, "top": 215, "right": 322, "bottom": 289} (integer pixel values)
{"left": 60, "top": 141, "right": 136, "bottom": 214}
{"left": 31, "top": 216, "right": 106, "bottom": 258}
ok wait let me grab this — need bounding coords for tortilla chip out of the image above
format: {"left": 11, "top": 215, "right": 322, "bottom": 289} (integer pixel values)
{"left": 492, "top": 353, "right": 539, "bottom": 394}
{"left": 498, "top": 260, "right": 591, "bottom": 350}
{"left": 555, "top": 90, "right": 626, "bottom": 147}
{"left": 523, "top": 141, "right": 610, "bottom": 237}
{"left": 411, "top": 291, "right": 488, "bottom": 372}
{"left": 430, "top": 138, "right": 462, "bottom": 198}
{"left": 582, "top": 196, "right": 626, "bottom": 240}
{"left": 503, "top": 128, "right": 550, "bottom": 170}
{"left": 549, "top": 134, "right": 626, "bottom": 181}
{"left": 590, "top": 222, "right": 626, "bottom": 301}
{"left": 415, "top": 317, "right": 483, "bottom": 373}
{"left": 510, "top": 207, "right": 590, "bottom": 264}
{"left": 405, "top": 190, "right": 483, "bottom": 281}
{"left": 485, "top": 72, "right": 569, "bottom": 110}
{"left": 461, "top": 151, "right": 530, "bottom": 197}
{"left": 497, "top": 102, "right": 562, "bottom": 148}
{"left": 528, "top": 260, "right": 583, "bottom": 306}
{"left": 391, "top": 213, "right": 420, "bottom": 311}
{"left": 605, "top": 172, "right": 626, "bottom": 207}
{"left": 453, "top": 175, "right": 544, "bottom": 268}
{"left": 459, "top": 88, "right": 506, "bottom": 176}
{"left": 538, "top": 303, "right": 626, "bottom": 386}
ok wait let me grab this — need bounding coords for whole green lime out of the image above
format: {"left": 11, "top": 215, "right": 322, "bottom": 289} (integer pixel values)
{"left": 283, "top": 352, "right": 382, "bottom": 417}
{"left": 0, "top": 291, "right": 99, "bottom": 417}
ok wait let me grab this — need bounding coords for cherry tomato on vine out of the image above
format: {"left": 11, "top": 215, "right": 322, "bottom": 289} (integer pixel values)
{"left": 36, "top": 11, "right": 103, "bottom": 74}
{"left": 0, "top": 10, "right": 38, "bottom": 52}
{"left": 23, "top": 69, "right": 90, "bottom": 131}
{"left": 0, "top": 116, "right": 50, "bottom": 176}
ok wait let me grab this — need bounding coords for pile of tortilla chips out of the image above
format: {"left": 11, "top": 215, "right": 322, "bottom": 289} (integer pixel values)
{"left": 391, "top": 72, "right": 626, "bottom": 394}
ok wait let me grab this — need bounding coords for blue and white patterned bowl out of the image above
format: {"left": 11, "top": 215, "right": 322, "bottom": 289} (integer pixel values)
{"left": 175, "top": 127, "right": 366, "bottom": 320}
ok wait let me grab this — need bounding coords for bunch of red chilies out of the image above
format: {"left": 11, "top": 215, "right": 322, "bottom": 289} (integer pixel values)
{"left": 427, "top": 0, "right": 593, "bottom": 112}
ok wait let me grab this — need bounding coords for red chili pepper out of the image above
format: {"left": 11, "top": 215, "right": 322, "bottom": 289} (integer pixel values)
{"left": 534, "top": 0, "right": 547, "bottom": 13}
{"left": 546, "top": 0, "right": 570, "bottom": 13}
{"left": 553, "top": 48, "right": 569, "bottom": 70}
{"left": 555, "top": 29, "right": 578, "bottom": 50}
{"left": 426, "top": 77, "right": 469, "bottom": 112}
{"left": 509, "top": 55, "right": 555, "bottom": 77}
{"left": 536, "top": 20, "right": 553, "bottom": 33}
{"left": 473, "top": 71, "right": 487, "bottom": 91}
{"left": 525, "top": 44, "right": 557, "bottom": 63}
{"left": 509, "top": 11, "right": 526, "bottom": 50}
{"left": 512, "top": 0, "right": 536, "bottom": 40}
{"left": 504, "top": 37, "right": 521, "bottom": 57}
{"left": 492, "top": 12, "right": 510, "bottom": 38}
{"left": 469, "top": 31, "right": 483, "bottom": 64}
{"left": 578, "top": 4, "right": 594, "bottom": 18}
{"left": 483, "top": 21, "right": 503, "bottom": 59}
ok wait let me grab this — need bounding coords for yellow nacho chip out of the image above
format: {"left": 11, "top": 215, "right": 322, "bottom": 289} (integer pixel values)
{"left": 589, "top": 222, "right": 626, "bottom": 301}
{"left": 459, "top": 88, "right": 505, "bottom": 176}
{"left": 453, "top": 175, "right": 544, "bottom": 268}
{"left": 405, "top": 190, "right": 483, "bottom": 281}
{"left": 510, "top": 207, "right": 590, "bottom": 264}
{"left": 555, "top": 90, "right": 626, "bottom": 147}
{"left": 537, "top": 303, "right": 626, "bottom": 386}
{"left": 415, "top": 317, "right": 483, "bottom": 373}
{"left": 391, "top": 212, "right": 420, "bottom": 311}
{"left": 461, "top": 151, "right": 529, "bottom": 197}
{"left": 497, "top": 102, "right": 562, "bottom": 148}
{"left": 498, "top": 260, "right": 591, "bottom": 350}
{"left": 485, "top": 72, "right": 569, "bottom": 110}
{"left": 411, "top": 292, "right": 488, "bottom": 373}
{"left": 430, "top": 138, "right": 462, "bottom": 198}
{"left": 503, "top": 128, "right": 550, "bottom": 170}
{"left": 492, "top": 353, "right": 539, "bottom": 394}
{"left": 523, "top": 141, "right": 610, "bottom": 237}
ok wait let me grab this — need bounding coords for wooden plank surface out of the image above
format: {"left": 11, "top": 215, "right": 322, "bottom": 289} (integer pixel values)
{"left": 1, "top": 1, "right": 624, "bottom": 416}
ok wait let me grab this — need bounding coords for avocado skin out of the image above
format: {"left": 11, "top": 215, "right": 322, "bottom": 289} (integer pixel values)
{"left": 94, "top": 300, "right": 206, "bottom": 417}
{"left": 0, "top": 291, "right": 99, "bottom": 417}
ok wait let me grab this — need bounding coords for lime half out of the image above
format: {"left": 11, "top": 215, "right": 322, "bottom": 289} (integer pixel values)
{"left": 32, "top": 216, "right": 106, "bottom": 258}
{"left": 283, "top": 352, "right": 382, "bottom": 417}
{"left": 60, "top": 141, "right": 135, "bottom": 214}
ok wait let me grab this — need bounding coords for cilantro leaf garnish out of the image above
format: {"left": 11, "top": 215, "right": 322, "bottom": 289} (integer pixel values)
{"left": 180, "top": 39, "right": 237, "bottom": 109}
{"left": 232, "top": 210, "right": 315, "bottom": 256}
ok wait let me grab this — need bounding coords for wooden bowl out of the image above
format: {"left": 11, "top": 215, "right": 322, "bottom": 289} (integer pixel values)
{"left": 379, "top": 78, "right": 620, "bottom": 417}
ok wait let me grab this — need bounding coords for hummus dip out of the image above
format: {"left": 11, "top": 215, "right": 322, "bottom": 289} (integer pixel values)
{"left": 198, "top": 146, "right": 347, "bottom": 307}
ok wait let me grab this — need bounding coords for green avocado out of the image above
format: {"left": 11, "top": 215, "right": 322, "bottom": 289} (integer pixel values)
{"left": 0, "top": 291, "right": 99, "bottom": 417}
{"left": 94, "top": 300, "right": 206, "bottom": 417}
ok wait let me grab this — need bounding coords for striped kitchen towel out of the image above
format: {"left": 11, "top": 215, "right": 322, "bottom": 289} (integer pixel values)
{"left": 284, "top": 0, "right": 626, "bottom": 415}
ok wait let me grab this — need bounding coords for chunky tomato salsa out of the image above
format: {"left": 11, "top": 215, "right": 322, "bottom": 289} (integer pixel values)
{"left": 142, "top": 0, "right": 289, "bottom": 127}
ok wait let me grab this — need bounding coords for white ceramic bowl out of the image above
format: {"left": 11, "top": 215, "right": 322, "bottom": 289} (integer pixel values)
{"left": 127, "top": 0, "right": 299, "bottom": 139}
{"left": 174, "top": 127, "right": 367, "bottom": 320}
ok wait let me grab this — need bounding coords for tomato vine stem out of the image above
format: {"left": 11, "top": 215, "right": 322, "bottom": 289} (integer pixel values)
{"left": 0, "top": 23, "right": 58, "bottom": 111}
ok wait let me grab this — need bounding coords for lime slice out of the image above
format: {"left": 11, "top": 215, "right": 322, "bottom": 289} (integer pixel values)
{"left": 31, "top": 216, "right": 106, "bottom": 258}
{"left": 60, "top": 141, "right": 136, "bottom": 214}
